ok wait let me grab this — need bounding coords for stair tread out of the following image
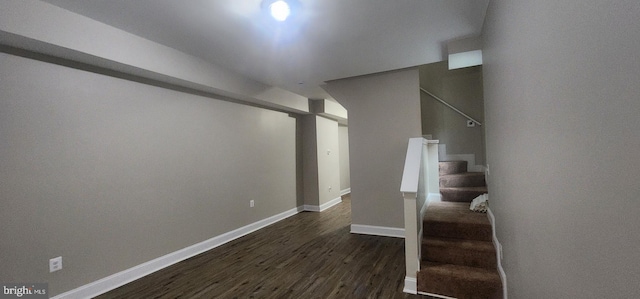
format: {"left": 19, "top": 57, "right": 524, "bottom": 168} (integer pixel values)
{"left": 418, "top": 261, "right": 503, "bottom": 299}
{"left": 440, "top": 187, "right": 488, "bottom": 202}
{"left": 422, "top": 236, "right": 497, "bottom": 269}
{"left": 439, "top": 161, "right": 469, "bottom": 175}
{"left": 440, "top": 172, "right": 485, "bottom": 178}
{"left": 420, "top": 261, "right": 501, "bottom": 282}
{"left": 424, "top": 202, "right": 490, "bottom": 225}
{"left": 423, "top": 202, "right": 492, "bottom": 241}
{"left": 423, "top": 236, "right": 496, "bottom": 252}
{"left": 440, "top": 186, "right": 488, "bottom": 192}
{"left": 425, "top": 201, "right": 476, "bottom": 210}
{"left": 439, "top": 172, "right": 487, "bottom": 188}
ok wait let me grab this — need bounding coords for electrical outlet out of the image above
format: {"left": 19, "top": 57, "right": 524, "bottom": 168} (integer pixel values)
{"left": 50, "top": 256, "right": 62, "bottom": 273}
{"left": 250, "top": 200, "right": 255, "bottom": 208}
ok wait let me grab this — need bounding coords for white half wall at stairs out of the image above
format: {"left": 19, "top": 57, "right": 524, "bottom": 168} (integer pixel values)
{"left": 438, "top": 144, "right": 485, "bottom": 172}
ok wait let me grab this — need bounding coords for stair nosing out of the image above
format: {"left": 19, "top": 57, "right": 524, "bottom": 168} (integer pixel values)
{"left": 423, "top": 236, "right": 496, "bottom": 251}
{"left": 439, "top": 172, "right": 485, "bottom": 178}
{"left": 440, "top": 186, "right": 488, "bottom": 191}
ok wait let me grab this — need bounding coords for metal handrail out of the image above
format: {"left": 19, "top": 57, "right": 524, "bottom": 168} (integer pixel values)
{"left": 420, "top": 87, "right": 482, "bottom": 126}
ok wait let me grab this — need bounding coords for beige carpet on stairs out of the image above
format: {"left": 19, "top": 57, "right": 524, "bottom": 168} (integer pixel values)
{"left": 416, "top": 161, "right": 502, "bottom": 299}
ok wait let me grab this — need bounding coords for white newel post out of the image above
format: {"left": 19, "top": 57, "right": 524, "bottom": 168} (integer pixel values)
{"left": 401, "top": 138, "right": 439, "bottom": 294}
{"left": 403, "top": 191, "right": 419, "bottom": 294}
{"left": 400, "top": 138, "right": 424, "bottom": 294}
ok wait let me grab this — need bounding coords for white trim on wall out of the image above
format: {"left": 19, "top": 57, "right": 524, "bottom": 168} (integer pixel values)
{"left": 403, "top": 276, "right": 417, "bottom": 294}
{"left": 350, "top": 224, "right": 405, "bottom": 238}
{"left": 340, "top": 188, "right": 351, "bottom": 196}
{"left": 487, "top": 207, "right": 508, "bottom": 299}
{"left": 417, "top": 291, "right": 457, "bottom": 299}
{"left": 427, "top": 193, "right": 442, "bottom": 205}
{"left": 303, "top": 196, "right": 343, "bottom": 212}
{"left": 51, "top": 206, "right": 305, "bottom": 299}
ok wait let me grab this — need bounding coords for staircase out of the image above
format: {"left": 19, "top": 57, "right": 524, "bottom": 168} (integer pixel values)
{"left": 439, "top": 161, "right": 487, "bottom": 202}
{"left": 417, "top": 161, "right": 502, "bottom": 299}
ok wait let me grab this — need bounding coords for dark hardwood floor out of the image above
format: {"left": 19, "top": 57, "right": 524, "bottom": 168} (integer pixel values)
{"left": 96, "top": 195, "right": 433, "bottom": 299}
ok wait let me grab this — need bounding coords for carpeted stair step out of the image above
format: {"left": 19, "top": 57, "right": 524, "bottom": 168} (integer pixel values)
{"left": 424, "top": 202, "right": 492, "bottom": 242}
{"left": 439, "top": 161, "right": 468, "bottom": 175}
{"left": 440, "top": 172, "right": 486, "bottom": 188}
{"left": 422, "top": 237, "right": 497, "bottom": 269}
{"left": 417, "top": 262, "right": 502, "bottom": 299}
{"left": 440, "top": 186, "right": 488, "bottom": 202}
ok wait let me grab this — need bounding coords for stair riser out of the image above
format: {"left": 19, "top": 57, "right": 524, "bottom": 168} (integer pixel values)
{"left": 439, "top": 174, "right": 486, "bottom": 188}
{"left": 417, "top": 270, "right": 502, "bottom": 299}
{"left": 424, "top": 221, "right": 492, "bottom": 242}
{"left": 422, "top": 243, "right": 497, "bottom": 269}
{"left": 440, "top": 189, "right": 487, "bottom": 202}
{"left": 439, "top": 161, "right": 468, "bottom": 175}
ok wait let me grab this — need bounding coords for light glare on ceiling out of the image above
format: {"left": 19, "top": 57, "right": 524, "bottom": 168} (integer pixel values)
{"left": 269, "top": 0, "right": 290, "bottom": 21}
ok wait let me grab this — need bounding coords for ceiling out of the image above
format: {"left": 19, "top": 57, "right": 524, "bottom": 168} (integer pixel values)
{"left": 40, "top": 0, "right": 489, "bottom": 99}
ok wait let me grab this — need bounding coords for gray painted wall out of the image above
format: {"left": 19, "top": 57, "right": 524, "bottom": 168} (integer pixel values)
{"left": 302, "top": 115, "right": 320, "bottom": 207}
{"left": 315, "top": 116, "right": 341, "bottom": 205}
{"left": 483, "top": 1, "right": 640, "bottom": 298}
{"left": 420, "top": 62, "right": 485, "bottom": 165}
{"left": 0, "top": 53, "right": 297, "bottom": 296}
{"left": 302, "top": 115, "right": 341, "bottom": 207}
{"left": 338, "top": 125, "right": 350, "bottom": 192}
{"left": 323, "top": 68, "right": 421, "bottom": 229}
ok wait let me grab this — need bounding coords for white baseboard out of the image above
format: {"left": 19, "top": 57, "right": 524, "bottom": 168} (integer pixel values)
{"left": 303, "top": 196, "right": 342, "bottom": 212}
{"left": 427, "top": 192, "right": 442, "bottom": 204}
{"left": 51, "top": 206, "right": 304, "bottom": 299}
{"left": 418, "top": 291, "right": 457, "bottom": 299}
{"left": 487, "top": 207, "right": 508, "bottom": 299}
{"left": 350, "top": 224, "right": 405, "bottom": 238}
{"left": 340, "top": 188, "right": 351, "bottom": 196}
{"left": 403, "top": 276, "right": 417, "bottom": 294}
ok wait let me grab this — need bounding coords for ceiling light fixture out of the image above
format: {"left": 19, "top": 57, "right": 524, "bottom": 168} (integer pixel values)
{"left": 269, "top": 0, "right": 291, "bottom": 21}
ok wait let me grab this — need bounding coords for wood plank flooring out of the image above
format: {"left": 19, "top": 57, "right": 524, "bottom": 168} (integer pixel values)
{"left": 96, "top": 195, "right": 434, "bottom": 299}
